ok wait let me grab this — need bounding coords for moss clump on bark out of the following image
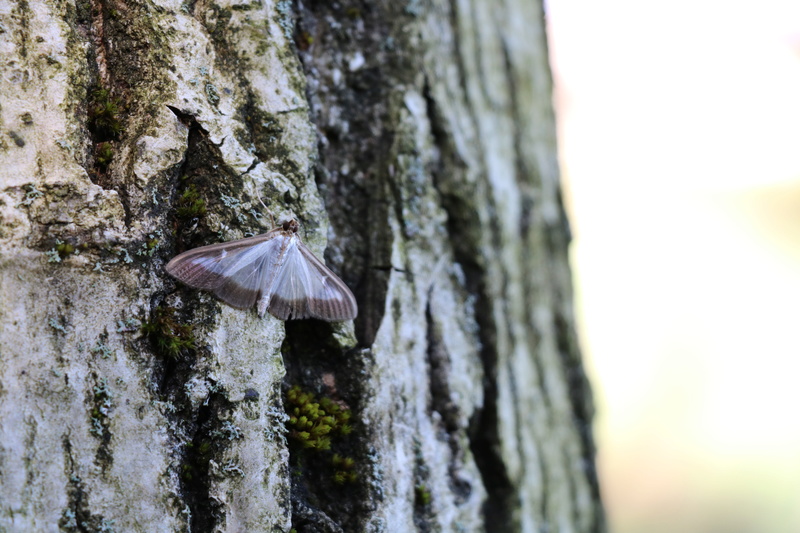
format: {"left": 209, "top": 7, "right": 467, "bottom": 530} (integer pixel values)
{"left": 284, "top": 385, "right": 358, "bottom": 484}
{"left": 175, "top": 183, "right": 208, "bottom": 220}
{"left": 87, "top": 88, "right": 122, "bottom": 140}
{"left": 415, "top": 484, "right": 432, "bottom": 507}
{"left": 141, "top": 306, "right": 196, "bottom": 358}
{"left": 285, "top": 385, "right": 352, "bottom": 451}
{"left": 331, "top": 453, "right": 358, "bottom": 485}
{"left": 95, "top": 142, "right": 114, "bottom": 170}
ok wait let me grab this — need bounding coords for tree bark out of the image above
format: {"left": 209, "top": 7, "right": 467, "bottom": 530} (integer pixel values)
{"left": 0, "top": 0, "right": 603, "bottom": 532}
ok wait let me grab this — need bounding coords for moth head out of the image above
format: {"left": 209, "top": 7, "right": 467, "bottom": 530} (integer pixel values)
{"left": 282, "top": 219, "right": 300, "bottom": 233}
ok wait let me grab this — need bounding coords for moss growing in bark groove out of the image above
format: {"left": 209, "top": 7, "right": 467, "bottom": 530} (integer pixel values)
{"left": 87, "top": 88, "right": 122, "bottom": 140}
{"left": 331, "top": 453, "right": 358, "bottom": 485}
{"left": 141, "top": 305, "right": 196, "bottom": 358}
{"left": 56, "top": 239, "right": 76, "bottom": 259}
{"left": 45, "top": 238, "right": 75, "bottom": 263}
{"left": 415, "top": 484, "right": 432, "bottom": 506}
{"left": 285, "top": 385, "right": 352, "bottom": 451}
{"left": 284, "top": 385, "right": 359, "bottom": 487}
{"left": 281, "top": 319, "right": 370, "bottom": 529}
{"left": 95, "top": 141, "right": 114, "bottom": 170}
{"left": 175, "top": 183, "right": 207, "bottom": 220}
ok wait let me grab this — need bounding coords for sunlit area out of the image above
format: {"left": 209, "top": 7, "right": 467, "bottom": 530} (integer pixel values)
{"left": 546, "top": 1, "right": 800, "bottom": 532}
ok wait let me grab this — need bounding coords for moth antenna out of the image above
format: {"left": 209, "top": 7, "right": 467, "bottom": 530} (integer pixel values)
{"left": 254, "top": 184, "right": 276, "bottom": 228}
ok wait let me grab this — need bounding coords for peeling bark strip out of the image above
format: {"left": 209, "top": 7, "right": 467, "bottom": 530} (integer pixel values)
{"left": 0, "top": 0, "right": 603, "bottom": 532}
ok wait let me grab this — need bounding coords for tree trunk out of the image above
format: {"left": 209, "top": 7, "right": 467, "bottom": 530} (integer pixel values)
{"left": 0, "top": 0, "right": 603, "bottom": 531}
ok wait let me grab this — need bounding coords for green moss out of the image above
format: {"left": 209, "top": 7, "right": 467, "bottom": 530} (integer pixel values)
{"left": 141, "top": 306, "right": 196, "bottom": 358}
{"left": 88, "top": 88, "right": 122, "bottom": 140}
{"left": 176, "top": 184, "right": 207, "bottom": 219}
{"left": 285, "top": 385, "right": 360, "bottom": 485}
{"left": 95, "top": 141, "right": 114, "bottom": 169}
{"left": 331, "top": 453, "right": 358, "bottom": 484}
{"left": 56, "top": 239, "right": 76, "bottom": 259}
{"left": 415, "top": 484, "right": 432, "bottom": 506}
{"left": 198, "top": 440, "right": 213, "bottom": 455}
{"left": 285, "top": 385, "right": 352, "bottom": 451}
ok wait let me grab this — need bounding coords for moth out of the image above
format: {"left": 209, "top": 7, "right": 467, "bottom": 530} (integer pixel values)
{"left": 166, "top": 219, "right": 357, "bottom": 321}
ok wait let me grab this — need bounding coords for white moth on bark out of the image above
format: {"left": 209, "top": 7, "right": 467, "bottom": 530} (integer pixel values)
{"left": 166, "top": 219, "right": 357, "bottom": 321}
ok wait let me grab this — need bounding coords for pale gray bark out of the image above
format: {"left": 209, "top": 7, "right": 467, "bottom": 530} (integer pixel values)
{"left": 0, "top": 0, "right": 602, "bottom": 532}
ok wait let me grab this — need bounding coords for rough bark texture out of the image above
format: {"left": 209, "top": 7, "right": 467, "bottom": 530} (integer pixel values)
{"left": 0, "top": 0, "right": 602, "bottom": 532}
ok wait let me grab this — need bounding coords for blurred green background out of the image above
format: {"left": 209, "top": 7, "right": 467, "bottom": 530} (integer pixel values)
{"left": 546, "top": 1, "right": 800, "bottom": 532}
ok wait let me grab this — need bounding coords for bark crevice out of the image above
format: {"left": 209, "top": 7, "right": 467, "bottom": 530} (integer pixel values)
{"left": 181, "top": 386, "right": 234, "bottom": 532}
{"left": 281, "top": 320, "right": 371, "bottom": 532}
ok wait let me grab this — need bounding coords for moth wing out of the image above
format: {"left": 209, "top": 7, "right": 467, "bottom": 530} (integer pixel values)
{"left": 299, "top": 243, "right": 358, "bottom": 321}
{"left": 166, "top": 231, "right": 284, "bottom": 309}
{"left": 212, "top": 239, "right": 286, "bottom": 309}
{"left": 267, "top": 241, "right": 357, "bottom": 321}
{"left": 264, "top": 243, "right": 313, "bottom": 320}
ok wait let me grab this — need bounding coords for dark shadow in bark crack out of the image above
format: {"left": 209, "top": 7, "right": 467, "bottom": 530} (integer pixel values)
{"left": 281, "top": 319, "right": 374, "bottom": 533}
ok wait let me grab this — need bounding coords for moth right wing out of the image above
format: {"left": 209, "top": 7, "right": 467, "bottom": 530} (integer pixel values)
{"left": 266, "top": 240, "right": 358, "bottom": 321}
{"left": 299, "top": 242, "right": 358, "bottom": 321}
{"left": 166, "top": 230, "right": 284, "bottom": 309}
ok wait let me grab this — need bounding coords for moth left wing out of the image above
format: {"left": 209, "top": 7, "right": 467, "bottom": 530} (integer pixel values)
{"left": 166, "top": 231, "right": 284, "bottom": 309}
